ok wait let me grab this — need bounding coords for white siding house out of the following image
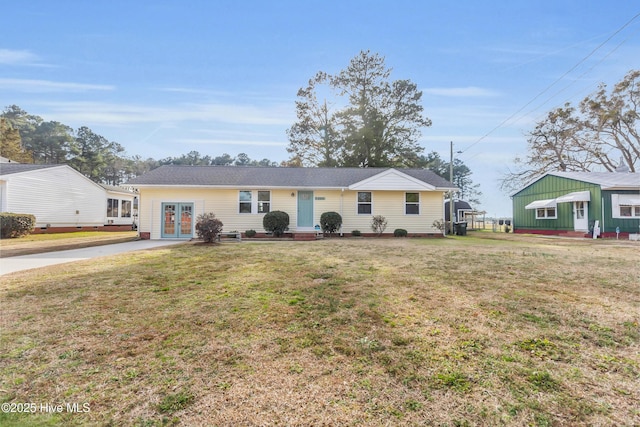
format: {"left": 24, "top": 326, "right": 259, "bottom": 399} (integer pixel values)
{"left": 0, "top": 164, "right": 136, "bottom": 231}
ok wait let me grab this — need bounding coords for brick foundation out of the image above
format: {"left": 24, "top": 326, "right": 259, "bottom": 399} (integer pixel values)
{"left": 32, "top": 225, "right": 135, "bottom": 234}
{"left": 514, "top": 229, "right": 636, "bottom": 239}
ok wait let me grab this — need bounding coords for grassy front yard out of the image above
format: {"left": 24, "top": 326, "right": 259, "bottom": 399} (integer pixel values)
{"left": 0, "top": 235, "right": 638, "bottom": 426}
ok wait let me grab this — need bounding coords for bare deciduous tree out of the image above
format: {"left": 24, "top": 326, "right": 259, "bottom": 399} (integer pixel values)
{"left": 502, "top": 70, "right": 640, "bottom": 192}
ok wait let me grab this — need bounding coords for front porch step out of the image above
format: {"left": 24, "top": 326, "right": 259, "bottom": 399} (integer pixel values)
{"left": 293, "top": 232, "right": 321, "bottom": 241}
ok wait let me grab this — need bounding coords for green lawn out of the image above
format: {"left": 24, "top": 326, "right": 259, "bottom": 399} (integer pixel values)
{"left": 0, "top": 235, "right": 638, "bottom": 426}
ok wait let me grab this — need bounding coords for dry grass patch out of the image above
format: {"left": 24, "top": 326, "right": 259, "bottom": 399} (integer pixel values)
{"left": 0, "top": 235, "right": 638, "bottom": 426}
{"left": 0, "top": 231, "right": 138, "bottom": 257}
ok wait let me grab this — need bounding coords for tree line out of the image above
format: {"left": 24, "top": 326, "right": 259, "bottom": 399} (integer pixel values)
{"left": 0, "top": 50, "right": 484, "bottom": 203}
{"left": 0, "top": 105, "right": 481, "bottom": 203}
{"left": 0, "top": 105, "right": 281, "bottom": 185}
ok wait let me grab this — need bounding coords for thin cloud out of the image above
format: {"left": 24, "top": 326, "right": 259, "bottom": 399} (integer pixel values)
{"left": 0, "top": 78, "right": 114, "bottom": 93}
{"left": 178, "top": 138, "right": 286, "bottom": 147}
{"left": 159, "top": 87, "right": 229, "bottom": 96}
{"left": 38, "top": 100, "right": 294, "bottom": 127}
{"left": 424, "top": 87, "right": 501, "bottom": 97}
{"left": 186, "top": 103, "right": 293, "bottom": 125}
{"left": 158, "top": 86, "right": 295, "bottom": 104}
{"left": 0, "top": 48, "right": 43, "bottom": 66}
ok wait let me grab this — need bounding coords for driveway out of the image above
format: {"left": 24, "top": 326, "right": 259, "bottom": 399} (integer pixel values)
{"left": 0, "top": 240, "right": 186, "bottom": 276}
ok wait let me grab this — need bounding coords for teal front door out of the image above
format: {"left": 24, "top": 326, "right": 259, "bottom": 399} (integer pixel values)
{"left": 297, "top": 191, "right": 314, "bottom": 229}
{"left": 161, "top": 203, "right": 193, "bottom": 238}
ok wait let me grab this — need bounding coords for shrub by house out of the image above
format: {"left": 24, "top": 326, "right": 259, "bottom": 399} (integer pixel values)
{"left": 320, "top": 211, "right": 342, "bottom": 235}
{"left": 0, "top": 213, "right": 36, "bottom": 239}
{"left": 263, "top": 211, "right": 290, "bottom": 237}
{"left": 195, "top": 213, "right": 223, "bottom": 243}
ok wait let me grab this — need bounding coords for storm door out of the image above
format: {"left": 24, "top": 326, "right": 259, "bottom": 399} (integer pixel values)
{"left": 573, "top": 201, "right": 588, "bottom": 231}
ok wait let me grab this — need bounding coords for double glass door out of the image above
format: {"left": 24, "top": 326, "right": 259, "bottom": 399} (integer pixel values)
{"left": 162, "top": 203, "right": 193, "bottom": 238}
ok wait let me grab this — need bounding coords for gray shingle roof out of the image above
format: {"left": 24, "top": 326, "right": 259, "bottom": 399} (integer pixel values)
{"left": 127, "top": 165, "right": 455, "bottom": 189}
{"left": 0, "top": 163, "right": 60, "bottom": 176}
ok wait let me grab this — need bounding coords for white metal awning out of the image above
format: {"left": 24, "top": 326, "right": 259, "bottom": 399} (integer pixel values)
{"left": 618, "top": 195, "right": 640, "bottom": 206}
{"left": 525, "top": 199, "right": 557, "bottom": 210}
{"left": 555, "top": 191, "right": 591, "bottom": 203}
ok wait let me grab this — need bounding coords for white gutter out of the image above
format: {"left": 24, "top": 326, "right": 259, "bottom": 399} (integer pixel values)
{"left": 340, "top": 188, "right": 344, "bottom": 236}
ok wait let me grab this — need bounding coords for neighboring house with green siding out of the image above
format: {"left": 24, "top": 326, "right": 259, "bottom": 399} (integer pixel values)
{"left": 512, "top": 172, "right": 640, "bottom": 237}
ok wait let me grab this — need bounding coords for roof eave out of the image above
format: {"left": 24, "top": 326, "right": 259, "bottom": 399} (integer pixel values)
{"left": 130, "top": 184, "right": 348, "bottom": 190}
{"left": 602, "top": 185, "right": 640, "bottom": 191}
{"left": 129, "top": 184, "right": 458, "bottom": 191}
{"left": 0, "top": 164, "right": 64, "bottom": 179}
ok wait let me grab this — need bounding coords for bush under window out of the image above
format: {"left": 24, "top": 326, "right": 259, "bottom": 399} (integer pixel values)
{"left": 371, "top": 215, "right": 387, "bottom": 236}
{"left": 263, "top": 210, "right": 289, "bottom": 237}
{"left": 320, "top": 211, "right": 342, "bottom": 235}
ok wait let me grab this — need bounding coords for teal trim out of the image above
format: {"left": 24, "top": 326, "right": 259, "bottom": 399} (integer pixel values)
{"left": 297, "top": 191, "right": 314, "bottom": 228}
{"left": 161, "top": 202, "right": 193, "bottom": 238}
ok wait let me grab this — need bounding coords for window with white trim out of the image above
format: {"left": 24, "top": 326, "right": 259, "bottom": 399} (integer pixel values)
{"left": 536, "top": 207, "right": 556, "bottom": 219}
{"left": 405, "top": 192, "right": 420, "bottom": 215}
{"left": 257, "top": 191, "right": 271, "bottom": 213}
{"left": 239, "top": 190, "right": 271, "bottom": 214}
{"left": 107, "top": 198, "right": 119, "bottom": 217}
{"left": 121, "top": 200, "right": 132, "bottom": 218}
{"left": 619, "top": 205, "right": 640, "bottom": 217}
{"left": 357, "top": 192, "right": 372, "bottom": 214}
{"left": 612, "top": 194, "right": 640, "bottom": 218}
{"left": 239, "top": 191, "right": 252, "bottom": 213}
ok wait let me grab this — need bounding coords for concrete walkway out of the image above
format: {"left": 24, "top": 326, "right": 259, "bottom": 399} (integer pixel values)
{"left": 0, "top": 240, "right": 186, "bottom": 276}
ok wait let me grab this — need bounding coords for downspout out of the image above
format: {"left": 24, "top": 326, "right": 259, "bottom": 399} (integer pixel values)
{"left": 340, "top": 188, "right": 344, "bottom": 236}
{"left": 442, "top": 193, "right": 446, "bottom": 237}
{"left": 601, "top": 197, "right": 605, "bottom": 235}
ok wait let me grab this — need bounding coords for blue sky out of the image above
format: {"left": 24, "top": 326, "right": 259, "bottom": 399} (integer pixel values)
{"left": 2, "top": 1, "right": 639, "bottom": 216}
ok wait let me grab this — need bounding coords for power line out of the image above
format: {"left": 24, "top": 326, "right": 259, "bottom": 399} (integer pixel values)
{"left": 518, "top": 24, "right": 640, "bottom": 129}
{"left": 459, "top": 11, "right": 640, "bottom": 156}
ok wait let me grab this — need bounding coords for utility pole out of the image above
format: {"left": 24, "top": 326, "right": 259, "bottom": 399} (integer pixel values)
{"left": 449, "top": 141, "right": 454, "bottom": 235}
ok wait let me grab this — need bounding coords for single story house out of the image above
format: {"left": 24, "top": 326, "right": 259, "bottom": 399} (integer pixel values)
{"left": 126, "top": 165, "right": 457, "bottom": 239}
{"left": 511, "top": 171, "right": 640, "bottom": 237}
{"left": 0, "top": 163, "right": 136, "bottom": 233}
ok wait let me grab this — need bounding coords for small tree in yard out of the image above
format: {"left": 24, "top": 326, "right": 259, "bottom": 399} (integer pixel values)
{"left": 263, "top": 210, "right": 290, "bottom": 237}
{"left": 371, "top": 215, "right": 387, "bottom": 236}
{"left": 195, "top": 213, "right": 223, "bottom": 243}
{"left": 320, "top": 211, "right": 342, "bottom": 235}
